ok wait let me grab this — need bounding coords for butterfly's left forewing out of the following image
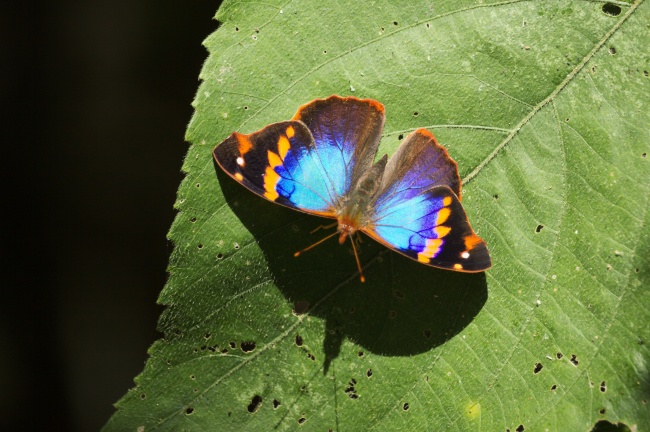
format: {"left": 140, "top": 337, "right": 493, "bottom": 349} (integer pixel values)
{"left": 214, "top": 96, "right": 386, "bottom": 218}
{"left": 214, "top": 120, "right": 338, "bottom": 216}
{"left": 363, "top": 130, "right": 491, "bottom": 272}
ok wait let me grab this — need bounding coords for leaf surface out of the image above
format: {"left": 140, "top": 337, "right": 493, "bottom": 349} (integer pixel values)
{"left": 105, "top": 1, "right": 650, "bottom": 430}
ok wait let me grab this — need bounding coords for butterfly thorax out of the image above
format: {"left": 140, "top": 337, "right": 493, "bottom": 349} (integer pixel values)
{"left": 337, "top": 155, "right": 388, "bottom": 244}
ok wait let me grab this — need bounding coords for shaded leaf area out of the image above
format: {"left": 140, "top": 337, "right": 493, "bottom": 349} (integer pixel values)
{"left": 105, "top": 1, "right": 649, "bottom": 431}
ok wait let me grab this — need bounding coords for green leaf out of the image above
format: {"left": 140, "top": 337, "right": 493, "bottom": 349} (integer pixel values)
{"left": 104, "top": 0, "right": 650, "bottom": 430}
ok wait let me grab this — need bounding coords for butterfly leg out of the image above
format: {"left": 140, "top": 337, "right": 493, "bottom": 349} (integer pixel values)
{"left": 309, "top": 222, "right": 338, "bottom": 234}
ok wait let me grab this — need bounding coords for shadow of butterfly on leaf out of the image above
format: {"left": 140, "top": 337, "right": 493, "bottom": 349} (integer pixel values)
{"left": 213, "top": 95, "right": 489, "bottom": 372}
{"left": 216, "top": 162, "right": 487, "bottom": 370}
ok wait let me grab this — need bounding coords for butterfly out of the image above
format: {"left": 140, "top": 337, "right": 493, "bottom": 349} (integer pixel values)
{"left": 213, "top": 95, "right": 491, "bottom": 281}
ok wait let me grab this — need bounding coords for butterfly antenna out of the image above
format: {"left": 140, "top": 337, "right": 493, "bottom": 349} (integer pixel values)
{"left": 294, "top": 230, "right": 339, "bottom": 257}
{"left": 349, "top": 234, "right": 366, "bottom": 283}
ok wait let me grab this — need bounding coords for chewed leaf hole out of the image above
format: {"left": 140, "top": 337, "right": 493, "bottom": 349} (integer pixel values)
{"left": 601, "top": 3, "right": 622, "bottom": 16}
{"left": 551, "top": 384, "right": 558, "bottom": 391}
{"left": 298, "top": 416, "right": 306, "bottom": 424}
{"left": 516, "top": 425, "right": 525, "bottom": 432}
{"left": 535, "top": 224, "right": 544, "bottom": 233}
{"left": 216, "top": 253, "right": 223, "bottom": 259}
{"left": 366, "top": 369, "right": 373, "bottom": 378}
{"left": 357, "top": 351, "right": 364, "bottom": 357}
{"left": 295, "top": 334, "right": 303, "bottom": 347}
{"left": 591, "top": 420, "right": 632, "bottom": 432}
{"left": 398, "top": 134, "right": 404, "bottom": 140}
{"left": 140, "top": 393, "right": 146, "bottom": 400}
{"left": 241, "top": 341, "right": 256, "bottom": 353}
{"left": 185, "top": 407, "right": 194, "bottom": 415}
{"left": 273, "top": 399, "right": 281, "bottom": 409}
{"left": 293, "top": 300, "right": 310, "bottom": 315}
{"left": 609, "top": 47, "right": 616, "bottom": 55}
{"left": 533, "top": 362, "right": 543, "bottom": 374}
{"left": 247, "top": 395, "right": 262, "bottom": 413}
{"left": 600, "top": 381, "right": 606, "bottom": 392}
{"left": 570, "top": 354, "right": 579, "bottom": 366}
{"left": 556, "top": 352, "right": 563, "bottom": 359}
{"left": 402, "top": 402, "right": 410, "bottom": 411}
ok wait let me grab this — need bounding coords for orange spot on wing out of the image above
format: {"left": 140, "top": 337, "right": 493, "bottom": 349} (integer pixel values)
{"left": 235, "top": 133, "right": 253, "bottom": 155}
{"left": 435, "top": 208, "right": 451, "bottom": 226}
{"left": 453, "top": 263, "right": 463, "bottom": 270}
{"left": 267, "top": 150, "right": 282, "bottom": 168}
{"left": 277, "top": 135, "right": 291, "bottom": 158}
{"left": 286, "top": 126, "right": 295, "bottom": 138}
{"left": 263, "top": 165, "right": 280, "bottom": 200}
{"left": 434, "top": 225, "right": 451, "bottom": 238}
{"left": 234, "top": 173, "right": 243, "bottom": 181}
{"left": 417, "top": 238, "right": 442, "bottom": 262}
{"left": 263, "top": 149, "right": 285, "bottom": 200}
{"left": 443, "top": 196, "right": 453, "bottom": 207}
{"left": 464, "top": 234, "right": 484, "bottom": 251}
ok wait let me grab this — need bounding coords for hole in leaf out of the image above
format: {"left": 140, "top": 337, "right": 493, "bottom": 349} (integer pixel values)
{"left": 323, "top": 50, "right": 327, "bottom": 54}
{"left": 190, "top": 375, "right": 195, "bottom": 380}
{"left": 195, "top": 183, "right": 201, "bottom": 188}
{"left": 609, "top": 47, "right": 616, "bottom": 55}
{"left": 570, "top": 354, "right": 579, "bottom": 366}
{"left": 403, "top": 402, "right": 410, "bottom": 411}
{"left": 599, "top": 408, "right": 606, "bottom": 414}
{"left": 229, "top": 341, "right": 237, "bottom": 349}
{"left": 190, "top": 217, "right": 197, "bottom": 223}
{"left": 600, "top": 381, "right": 606, "bottom": 392}
{"left": 273, "top": 399, "right": 281, "bottom": 409}
{"left": 185, "top": 407, "right": 194, "bottom": 415}
{"left": 601, "top": 3, "right": 622, "bottom": 16}
{"left": 426, "top": 23, "right": 430, "bottom": 28}
{"left": 556, "top": 352, "right": 563, "bottom": 360}
{"left": 241, "top": 341, "right": 256, "bottom": 353}
{"left": 298, "top": 417, "right": 306, "bottom": 425}
{"left": 307, "top": 353, "right": 316, "bottom": 361}
{"left": 642, "top": 153, "right": 647, "bottom": 158}
{"left": 493, "top": 194, "right": 499, "bottom": 200}
{"left": 590, "top": 420, "right": 632, "bottom": 432}
{"left": 235, "top": 26, "right": 239, "bottom": 32}
{"left": 516, "top": 425, "right": 525, "bottom": 432}
{"left": 393, "top": 21, "right": 398, "bottom": 26}
{"left": 534, "top": 363, "right": 543, "bottom": 374}
{"left": 247, "top": 395, "right": 262, "bottom": 413}
{"left": 551, "top": 384, "right": 558, "bottom": 391}
{"left": 197, "top": 244, "right": 203, "bottom": 250}
{"left": 536, "top": 224, "right": 544, "bottom": 233}
{"left": 216, "top": 253, "right": 224, "bottom": 260}
{"left": 644, "top": 71, "right": 649, "bottom": 77}
{"left": 367, "top": 369, "right": 373, "bottom": 378}
{"left": 295, "top": 334, "right": 303, "bottom": 347}
{"left": 140, "top": 393, "right": 146, "bottom": 400}
{"left": 243, "top": 106, "right": 248, "bottom": 110}
{"left": 413, "top": 112, "right": 419, "bottom": 117}
{"left": 233, "top": 242, "right": 240, "bottom": 249}
{"left": 293, "top": 300, "right": 310, "bottom": 315}
{"left": 398, "top": 134, "right": 404, "bottom": 140}
{"left": 357, "top": 351, "right": 364, "bottom": 357}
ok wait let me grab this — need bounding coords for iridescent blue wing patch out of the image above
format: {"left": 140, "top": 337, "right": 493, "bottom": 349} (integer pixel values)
{"left": 213, "top": 96, "right": 385, "bottom": 217}
{"left": 363, "top": 129, "right": 491, "bottom": 272}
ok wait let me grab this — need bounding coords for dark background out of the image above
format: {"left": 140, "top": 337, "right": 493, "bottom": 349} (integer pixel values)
{"left": 3, "top": 2, "right": 222, "bottom": 430}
